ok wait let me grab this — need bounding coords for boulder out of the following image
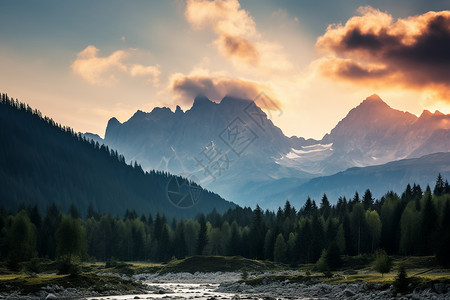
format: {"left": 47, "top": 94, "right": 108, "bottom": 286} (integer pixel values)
{"left": 343, "top": 288, "right": 356, "bottom": 297}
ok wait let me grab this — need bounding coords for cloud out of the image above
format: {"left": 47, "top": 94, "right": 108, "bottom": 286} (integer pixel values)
{"left": 185, "top": 0, "right": 291, "bottom": 73}
{"left": 129, "top": 64, "right": 161, "bottom": 85}
{"left": 217, "top": 34, "right": 259, "bottom": 64}
{"left": 168, "top": 69, "right": 281, "bottom": 109}
{"left": 71, "top": 45, "right": 160, "bottom": 86}
{"left": 315, "top": 7, "right": 450, "bottom": 100}
{"left": 71, "top": 46, "right": 128, "bottom": 86}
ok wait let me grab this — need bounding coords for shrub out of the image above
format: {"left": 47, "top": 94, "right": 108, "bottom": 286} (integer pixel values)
{"left": 57, "top": 255, "right": 81, "bottom": 276}
{"left": 241, "top": 269, "right": 249, "bottom": 280}
{"left": 316, "top": 242, "right": 342, "bottom": 273}
{"left": 393, "top": 265, "right": 410, "bottom": 294}
{"left": 316, "top": 249, "right": 329, "bottom": 272}
{"left": 374, "top": 249, "right": 392, "bottom": 277}
{"left": 26, "top": 257, "right": 42, "bottom": 273}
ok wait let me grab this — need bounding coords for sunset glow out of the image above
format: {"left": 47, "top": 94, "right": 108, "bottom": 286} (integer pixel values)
{"left": 0, "top": 0, "right": 448, "bottom": 139}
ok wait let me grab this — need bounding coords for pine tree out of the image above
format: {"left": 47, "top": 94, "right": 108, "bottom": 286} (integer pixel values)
{"left": 419, "top": 191, "right": 437, "bottom": 255}
{"left": 273, "top": 233, "right": 287, "bottom": 263}
{"left": 250, "top": 205, "right": 265, "bottom": 259}
{"left": 284, "top": 201, "right": 293, "bottom": 218}
{"left": 303, "top": 197, "right": 313, "bottom": 216}
{"left": 320, "top": 194, "right": 331, "bottom": 220}
{"left": 393, "top": 265, "right": 410, "bottom": 294}
{"left": 196, "top": 214, "right": 208, "bottom": 255}
{"left": 56, "top": 216, "right": 85, "bottom": 274}
{"left": 326, "top": 241, "right": 342, "bottom": 270}
{"left": 39, "top": 204, "right": 62, "bottom": 259}
{"left": 362, "top": 189, "right": 374, "bottom": 210}
{"left": 263, "top": 229, "right": 274, "bottom": 260}
{"left": 436, "top": 200, "right": 450, "bottom": 267}
{"left": 69, "top": 204, "right": 81, "bottom": 219}
{"left": 174, "top": 220, "right": 187, "bottom": 259}
{"left": 433, "top": 173, "right": 445, "bottom": 196}
{"left": 227, "top": 221, "right": 241, "bottom": 256}
{"left": 402, "top": 184, "right": 413, "bottom": 202}
{"left": 353, "top": 191, "right": 360, "bottom": 203}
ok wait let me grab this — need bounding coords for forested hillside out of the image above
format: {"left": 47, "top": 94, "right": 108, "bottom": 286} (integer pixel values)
{"left": 0, "top": 93, "right": 234, "bottom": 219}
{"left": 1, "top": 177, "right": 449, "bottom": 269}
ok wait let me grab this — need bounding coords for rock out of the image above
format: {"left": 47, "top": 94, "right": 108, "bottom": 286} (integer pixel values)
{"left": 45, "top": 293, "right": 57, "bottom": 300}
{"left": 433, "top": 283, "right": 446, "bottom": 294}
{"left": 134, "top": 297, "right": 140, "bottom": 299}
{"left": 411, "top": 294, "right": 421, "bottom": 300}
{"left": 343, "top": 289, "right": 356, "bottom": 297}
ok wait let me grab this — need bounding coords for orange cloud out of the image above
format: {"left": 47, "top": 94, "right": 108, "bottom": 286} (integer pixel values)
{"left": 218, "top": 34, "right": 259, "bottom": 64}
{"left": 129, "top": 64, "right": 161, "bottom": 86}
{"left": 71, "top": 46, "right": 128, "bottom": 86}
{"left": 168, "top": 71, "right": 280, "bottom": 109}
{"left": 316, "top": 7, "right": 450, "bottom": 100}
{"left": 185, "top": 0, "right": 291, "bottom": 73}
{"left": 71, "top": 45, "right": 160, "bottom": 86}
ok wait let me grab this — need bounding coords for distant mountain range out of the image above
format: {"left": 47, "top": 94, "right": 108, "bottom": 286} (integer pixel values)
{"left": 0, "top": 94, "right": 235, "bottom": 218}
{"left": 98, "top": 94, "right": 450, "bottom": 207}
{"left": 263, "top": 152, "right": 450, "bottom": 209}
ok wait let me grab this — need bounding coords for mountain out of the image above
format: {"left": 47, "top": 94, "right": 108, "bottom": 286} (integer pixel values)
{"left": 265, "top": 152, "right": 450, "bottom": 209}
{"left": 104, "top": 95, "right": 311, "bottom": 206}
{"left": 81, "top": 132, "right": 103, "bottom": 144}
{"left": 277, "top": 94, "right": 450, "bottom": 175}
{"left": 0, "top": 93, "right": 235, "bottom": 218}
{"left": 103, "top": 94, "right": 450, "bottom": 207}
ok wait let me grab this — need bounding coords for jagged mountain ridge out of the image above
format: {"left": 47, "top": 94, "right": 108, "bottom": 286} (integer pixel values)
{"left": 263, "top": 152, "right": 450, "bottom": 209}
{"left": 104, "top": 95, "right": 311, "bottom": 204}
{"left": 101, "top": 94, "right": 450, "bottom": 207}
{"left": 277, "top": 94, "right": 450, "bottom": 175}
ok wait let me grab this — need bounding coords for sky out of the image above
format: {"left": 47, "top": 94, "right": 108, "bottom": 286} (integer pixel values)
{"left": 0, "top": 0, "right": 449, "bottom": 139}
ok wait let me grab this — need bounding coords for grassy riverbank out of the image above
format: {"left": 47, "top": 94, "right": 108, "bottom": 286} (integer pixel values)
{"left": 0, "top": 273, "right": 146, "bottom": 295}
{"left": 1, "top": 255, "right": 449, "bottom": 296}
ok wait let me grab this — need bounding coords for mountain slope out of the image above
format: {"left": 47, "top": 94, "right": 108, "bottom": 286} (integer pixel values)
{"left": 265, "top": 152, "right": 450, "bottom": 209}
{"left": 278, "top": 94, "right": 450, "bottom": 175}
{"left": 103, "top": 94, "right": 450, "bottom": 207}
{"left": 0, "top": 93, "right": 235, "bottom": 218}
{"left": 104, "top": 95, "right": 312, "bottom": 205}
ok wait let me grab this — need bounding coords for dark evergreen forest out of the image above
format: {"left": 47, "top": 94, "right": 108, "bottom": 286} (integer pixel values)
{"left": 0, "top": 93, "right": 234, "bottom": 219}
{"left": 1, "top": 175, "right": 450, "bottom": 270}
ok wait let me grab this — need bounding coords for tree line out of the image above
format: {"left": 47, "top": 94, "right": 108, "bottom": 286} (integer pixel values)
{"left": 1, "top": 175, "right": 449, "bottom": 271}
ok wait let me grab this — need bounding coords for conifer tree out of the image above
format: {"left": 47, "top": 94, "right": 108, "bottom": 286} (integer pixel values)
{"left": 196, "top": 214, "right": 208, "bottom": 255}
{"left": 273, "top": 233, "right": 287, "bottom": 263}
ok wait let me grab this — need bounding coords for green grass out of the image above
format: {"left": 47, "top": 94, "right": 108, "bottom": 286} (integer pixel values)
{"left": 1, "top": 255, "right": 449, "bottom": 295}
{"left": 239, "top": 255, "right": 450, "bottom": 291}
{"left": 159, "top": 256, "right": 286, "bottom": 274}
{"left": 0, "top": 273, "right": 146, "bottom": 294}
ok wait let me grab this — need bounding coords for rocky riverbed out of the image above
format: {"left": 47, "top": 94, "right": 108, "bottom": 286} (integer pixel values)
{"left": 217, "top": 279, "right": 450, "bottom": 299}
{"left": 2, "top": 272, "right": 450, "bottom": 299}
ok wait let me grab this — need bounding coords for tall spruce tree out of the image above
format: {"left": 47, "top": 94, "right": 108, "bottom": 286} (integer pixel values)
{"left": 419, "top": 191, "right": 437, "bottom": 255}
{"left": 196, "top": 214, "right": 208, "bottom": 255}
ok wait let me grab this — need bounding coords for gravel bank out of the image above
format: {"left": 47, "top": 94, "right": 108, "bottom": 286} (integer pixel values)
{"left": 217, "top": 279, "right": 450, "bottom": 299}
